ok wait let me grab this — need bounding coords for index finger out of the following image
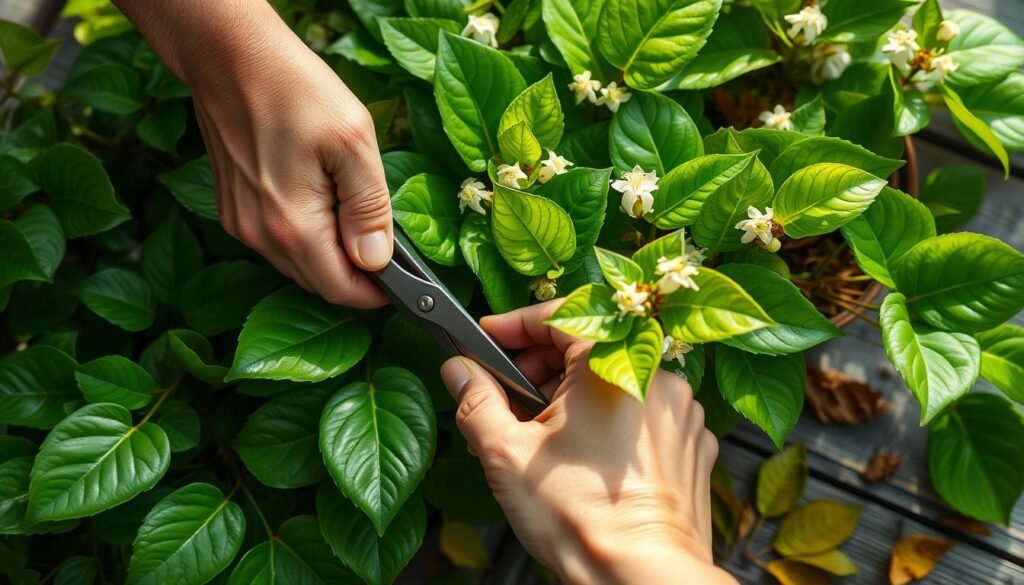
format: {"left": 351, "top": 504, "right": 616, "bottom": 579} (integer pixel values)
{"left": 480, "top": 300, "right": 577, "bottom": 353}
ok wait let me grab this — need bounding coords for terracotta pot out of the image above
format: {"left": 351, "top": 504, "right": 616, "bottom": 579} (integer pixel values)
{"left": 828, "top": 136, "right": 919, "bottom": 328}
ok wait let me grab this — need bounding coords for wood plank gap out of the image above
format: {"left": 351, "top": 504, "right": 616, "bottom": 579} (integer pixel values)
{"left": 918, "top": 128, "right": 1024, "bottom": 179}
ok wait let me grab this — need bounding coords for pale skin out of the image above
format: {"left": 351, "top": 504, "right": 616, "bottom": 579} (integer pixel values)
{"left": 115, "top": 2, "right": 733, "bottom": 582}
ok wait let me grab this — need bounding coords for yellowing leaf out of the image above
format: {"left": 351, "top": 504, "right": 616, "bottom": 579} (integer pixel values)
{"left": 757, "top": 444, "right": 808, "bottom": 518}
{"left": 790, "top": 549, "right": 858, "bottom": 576}
{"left": 440, "top": 519, "right": 491, "bottom": 570}
{"left": 889, "top": 535, "right": 955, "bottom": 585}
{"left": 773, "top": 500, "right": 862, "bottom": 557}
{"left": 766, "top": 559, "right": 830, "bottom": 585}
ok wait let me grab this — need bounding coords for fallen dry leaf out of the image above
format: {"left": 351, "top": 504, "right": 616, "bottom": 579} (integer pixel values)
{"left": 862, "top": 451, "right": 903, "bottom": 484}
{"left": 938, "top": 514, "right": 992, "bottom": 537}
{"left": 440, "top": 519, "right": 491, "bottom": 570}
{"left": 889, "top": 534, "right": 956, "bottom": 585}
{"left": 806, "top": 367, "right": 888, "bottom": 425}
{"left": 766, "top": 559, "right": 830, "bottom": 585}
{"left": 737, "top": 504, "right": 756, "bottom": 541}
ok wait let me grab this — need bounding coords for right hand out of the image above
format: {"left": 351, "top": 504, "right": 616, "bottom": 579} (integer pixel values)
{"left": 439, "top": 301, "right": 737, "bottom": 585}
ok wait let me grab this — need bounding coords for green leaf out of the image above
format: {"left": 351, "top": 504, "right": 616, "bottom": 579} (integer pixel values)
{"left": 326, "top": 30, "right": 396, "bottom": 72}
{"left": 499, "top": 74, "right": 564, "bottom": 151}
{"left": 841, "top": 187, "right": 936, "bottom": 288}
{"left": 928, "top": 393, "right": 1024, "bottom": 525}
{"left": 533, "top": 166, "right": 610, "bottom": 272}
{"left": 459, "top": 214, "right": 529, "bottom": 313}
{"left": 545, "top": 283, "right": 633, "bottom": 341}
{"left": 660, "top": 267, "right": 775, "bottom": 343}
{"left": 943, "top": 84, "right": 1010, "bottom": 179}
{"left": 141, "top": 213, "right": 203, "bottom": 306}
{"left": 317, "top": 484, "right": 426, "bottom": 585}
{"left": 718, "top": 264, "right": 839, "bottom": 355}
{"left": 158, "top": 156, "right": 218, "bottom": 221}
{"left": 0, "top": 219, "right": 48, "bottom": 287}
{"left": 75, "top": 356, "right": 154, "bottom": 410}
{"left": 434, "top": 32, "right": 527, "bottom": 171}
{"left": 153, "top": 401, "right": 199, "bottom": 453}
{"left": 880, "top": 293, "right": 980, "bottom": 424}
{"left": 772, "top": 500, "right": 862, "bottom": 556}
{"left": 135, "top": 100, "right": 187, "bottom": 155}
{"left": 234, "top": 386, "right": 331, "bottom": 489}
{"left": 791, "top": 96, "right": 825, "bottom": 136}
{"left": 0, "top": 20, "right": 60, "bottom": 76}
{"left": 498, "top": 121, "right": 543, "bottom": 166}
{"left": 405, "top": 0, "right": 469, "bottom": 22}
{"left": 0, "top": 452, "right": 34, "bottom": 533}
{"left": 558, "top": 122, "right": 611, "bottom": 168}
{"left": 944, "top": 10, "right": 1024, "bottom": 87}
{"left": 392, "top": 174, "right": 462, "bottom": 266}
{"left": 54, "top": 557, "right": 98, "bottom": 585}
{"left": 14, "top": 205, "right": 65, "bottom": 281}
{"left": 787, "top": 550, "right": 858, "bottom": 577}
{"left": 818, "top": 0, "right": 916, "bottom": 43}
{"left": 63, "top": 63, "right": 145, "bottom": 114}
{"left": 633, "top": 229, "right": 686, "bottom": 280}
{"left": 589, "top": 318, "right": 663, "bottom": 400}
{"left": 918, "top": 165, "right": 984, "bottom": 234}
{"left": 756, "top": 444, "right": 807, "bottom": 518}
{"left": 890, "top": 70, "right": 931, "bottom": 137}
{"left": 665, "top": 6, "right": 779, "bottom": 90}
{"left": 957, "top": 72, "right": 1024, "bottom": 152}
{"left": 975, "top": 325, "right": 1024, "bottom": 404}
{"left": 594, "top": 246, "right": 645, "bottom": 288}
{"left": 423, "top": 447, "right": 502, "bottom": 523}
{"left": 542, "top": 0, "right": 613, "bottom": 79}
{"left": 652, "top": 153, "right": 755, "bottom": 229}
{"left": 715, "top": 345, "right": 804, "bottom": 449}
{"left": 228, "top": 285, "right": 371, "bottom": 382}
{"left": 774, "top": 163, "right": 887, "bottom": 238}
{"left": 703, "top": 127, "right": 801, "bottom": 167}
{"left": 33, "top": 143, "right": 129, "bottom": 238}
{"left": 319, "top": 368, "right": 436, "bottom": 536}
{"left": 180, "top": 261, "right": 281, "bottom": 336}
{"left": 166, "top": 330, "right": 229, "bottom": 387}
{"left": 27, "top": 403, "right": 170, "bottom": 522}
{"left": 382, "top": 151, "right": 447, "bottom": 195}
{"left": 227, "top": 516, "right": 356, "bottom": 585}
{"left": 0, "top": 155, "right": 38, "bottom": 211}
{"left": 491, "top": 184, "right": 576, "bottom": 276}
{"left": 597, "top": 0, "right": 722, "bottom": 89}
{"left": 127, "top": 483, "right": 245, "bottom": 585}
{"left": 0, "top": 345, "right": 80, "bottom": 429}
{"left": 609, "top": 91, "right": 702, "bottom": 177}
{"left": 379, "top": 18, "right": 461, "bottom": 81}
{"left": 691, "top": 155, "right": 772, "bottom": 253}
{"left": 892, "top": 233, "right": 1024, "bottom": 333}
{"left": 404, "top": 88, "right": 467, "bottom": 174}
{"left": 912, "top": 0, "right": 943, "bottom": 47}
{"left": 79, "top": 268, "right": 156, "bottom": 332}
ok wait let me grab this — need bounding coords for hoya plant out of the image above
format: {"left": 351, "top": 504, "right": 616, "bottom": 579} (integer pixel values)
{"left": 1, "top": 0, "right": 1023, "bottom": 583}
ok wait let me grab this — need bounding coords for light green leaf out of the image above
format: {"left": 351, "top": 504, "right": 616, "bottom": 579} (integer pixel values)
{"left": 33, "top": 143, "right": 129, "bottom": 238}
{"left": 691, "top": 155, "right": 772, "bottom": 253}
{"left": 136, "top": 100, "right": 187, "bottom": 156}
{"left": 957, "top": 72, "right": 1024, "bottom": 152}
{"left": 141, "top": 213, "right": 203, "bottom": 306}
{"left": 459, "top": 214, "right": 530, "bottom": 313}
{"left": 892, "top": 233, "right": 1024, "bottom": 333}
{"left": 0, "top": 345, "right": 80, "bottom": 429}
{"left": 791, "top": 96, "right": 825, "bottom": 136}
{"left": 665, "top": 6, "right": 779, "bottom": 90}
{"left": 975, "top": 324, "right": 1024, "bottom": 404}
{"left": 841, "top": 187, "right": 936, "bottom": 288}
{"left": 227, "top": 516, "right": 356, "bottom": 585}
{"left": 166, "top": 330, "right": 228, "bottom": 387}
{"left": 382, "top": 151, "right": 447, "bottom": 194}
{"left": 0, "top": 20, "right": 60, "bottom": 76}
{"left": 326, "top": 30, "right": 396, "bottom": 71}
{"left": 928, "top": 393, "right": 1024, "bottom": 525}
{"left": 772, "top": 500, "right": 862, "bottom": 556}
{"left": 545, "top": 283, "right": 633, "bottom": 341}
{"left": 405, "top": 0, "right": 468, "bottom": 22}
{"left": 228, "top": 285, "right": 371, "bottom": 382}
{"left": 179, "top": 261, "right": 281, "bottom": 336}
{"left": 609, "top": 91, "right": 702, "bottom": 176}
{"left": 533, "top": 167, "right": 610, "bottom": 272}
{"left": 890, "top": 70, "right": 931, "bottom": 137}
{"left": 498, "top": 121, "right": 543, "bottom": 166}
{"left": 79, "top": 268, "right": 156, "bottom": 332}
{"left": 774, "top": 163, "right": 887, "bottom": 238}
{"left": 499, "top": 74, "right": 564, "bottom": 151}
{"left": 912, "top": 0, "right": 943, "bottom": 47}
{"left": 434, "top": 32, "right": 527, "bottom": 171}
{"left": 490, "top": 184, "right": 576, "bottom": 276}
{"left": 158, "top": 156, "right": 218, "bottom": 221}
{"left": 127, "top": 483, "right": 245, "bottom": 585}
{"left": 589, "top": 318, "right": 663, "bottom": 400}
{"left": 633, "top": 229, "right": 686, "bottom": 280}
{"left": 818, "top": 0, "right": 916, "bottom": 43}
{"left": 944, "top": 10, "right": 1024, "bottom": 87}
{"left": 63, "top": 63, "right": 145, "bottom": 114}
{"left": 319, "top": 368, "right": 436, "bottom": 536}
{"left": 652, "top": 153, "right": 755, "bottom": 229}
{"left": 943, "top": 84, "right": 1010, "bottom": 179}
{"left": 594, "top": 246, "right": 644, "bottom": 288}
{"left": 771, "top": 138, "right": 898, "bottom": 189}
{"left": 379, "top": 18, "right": 461, "bottom": 81}
{"left": 715, "top": 345, "right": 804, "bottom": 449}
{"left": 542, "top": 0, "right": 612, "bottom": 79}
{"left": 660, "top": 267, "right": 775, "bottom": 343}
{"left": 27, "top": 403, "right": 170, "bottom": 522}
{"left": 880, "top": 293, "right": 980, "bottom": 424}
{"left": 392, "top": 173, "right": 462, "bottom": 266}
{"left": 756, "top": 444, "right": 807, "bottom": 518}
{"left": 597, "top": 0, "right": 723, "bottom": 89}
{"left": 75, "top": 356, "right": 154, "bottom": 410}
{"left": 703, "top": 127, "right": 802, "bottom": 167}
{"left": 0, "top": 155, "right": 38, "bottom": 211}
{"left": 153, "top": 401, "right": 199, "bottom": 453}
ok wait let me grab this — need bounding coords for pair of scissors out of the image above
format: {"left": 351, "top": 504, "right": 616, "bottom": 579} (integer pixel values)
{"left": 370, "top": 230, "right": 549, "bottom": 416}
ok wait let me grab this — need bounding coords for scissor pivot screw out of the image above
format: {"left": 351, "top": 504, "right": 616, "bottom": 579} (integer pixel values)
{"left": 417, "top": 295, "right": 434, "bottom": 312}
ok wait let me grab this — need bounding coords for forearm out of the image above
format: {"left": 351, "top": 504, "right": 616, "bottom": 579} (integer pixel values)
{"left": 557, "top": 537, "right": 738, "bottom": 585}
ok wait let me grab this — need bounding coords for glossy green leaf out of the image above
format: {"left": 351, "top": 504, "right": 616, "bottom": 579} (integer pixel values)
{"left": 557, "top": 122, "right": 612, "bottom": 168}
{"left": 234, "top": 386, "right": 331, "bottom": 489}
{"left": 691, "top": 155, "right": 773, "bottom": 253}
{"left": 818, "top": 0, "right": 916, "bottom": 43}
{"left": 319, "top": 368, "right": 436, "bottom": 536}
{"left": 0, "top": 219, "right": 48, "bottom": 288}
{"left": 841, "top": 187, "right": 936, "bottom": 288}
{"left": 499, "top": 74, "right": 564, "bottom": 151}
{"left": 0, "top": 452, "right": 42, "bottom": 534}
{"left": 542, "top": 0, "right": 613, "bottom": 79}
{"left": 597, "top": 0, "right": 723, "bottom": 89}
{"left": 633, "top": 229, "right": 686, "bottom": 280}
{"left": 943, "top": 84, "right": 1010, "bottom": 179}
{"left": 434, "top": 32, "right": 527, "bottom": 171}
{"left": 652, "top": 153, "right": 755, "bottom": 229}
{"left": 491, "top": 184, "right": 576, "bottom": 276}
{"left": 404, "top": 88, "right": 467, "bottom": 173}
{"left": 158, "top": 156, "right": 218, "bottom": 221}
{"left": 791, "top": 96, "right": 825, "bottom": 136}
{"left": 127, "top": 483, "right": 245, "bottom": 585}
{"left": 0, "top": 20, "right": 60, "bottom": 76}
{"left": 75, "top": 356, "right": 154, "bottom": 410}
{"left": 135, "top": 100, "right": 187, "bottom": 155}
{"left": 317, "top": 484, "right": 426, "bottom": 585}
{"left": 589, "top": 318, "right": 663, "bottom": 400}
{"left": 944, "top": 10, "right": 1024, "bottom": 86}
{"left": 179, "top": 261, "right": 280, "bottom": 336}
{"left": 774, "top": 163, "right": 887, "bottom": 238}
{"left": 545, "top": 283, "right": 633, "bottom": 341}
{"left": 880, "top": 293, "right": 980, "bottom": 424}
{"left": 153, "top": 401, "right": 200, "bottom": 453}
{"left": 703, "top": 127, "right": 801, "bottom": 167}
{"left": 660, "top": 267, "right": 775, "bottom": 343}
{"left": 892, "top": 233, "right": 1024, "bottom": 333}
{"left": 975, "top": 325, "right": 1024, "bottom": 404}
{"left": 227, "top": 516, "right": 357, "bottom": 585}
{"left": 497, "top": 121, "right": 542, "bottom": 166}
{"left": 228, "top": 285, "right": 371, "bottom": 382}
{"left": 918, "top": 165, "right": 986, "bottom": 233}
{"left": 405, "top": 0, "right": 468, "bottom": 21}
{"left": 912, "top": 0, "right": 943, "bottom": 47}
{"left": 141, "top": 213, "right": 203, "bottom": 306}
{"left": 392, "top": 173, "right": 462, "bottom": 266}
{"left": 533, "top": 166, "right": 610, "bottom": 272}
{"left": 665, "top": 6, "right": 779, "bottom": 90}
{"left": 890, "top": 71, "right": 930, "bottom": 137}
{"left": 166, "top": 330, "right": 229, "bottom": 387}
{"left": 382, "top": 151, "right": 447, "bottom": 194}
{"left": 957, "top": 72, "right": 1024, "bottom": 152}
{"left": 27, "top": 403, "right": 170, "bottom": 522}
{"left": 79, "top": 268, "right": 156, "bottom": 332}
{"left": 715, "top": 345, "right": 804, "bottom": 449}
{"left": 773, "top": 500, "right": 862, "bottom": 556}
{"left": 379, "top": 18, "right": 461, "bottom": 81}
{"left": 756, "top": 444, "right": 807, "bottom": 518}
{"left": 53, "top": 556, "right": 98, "bottom": 585}
{"left": 594, "top": 247, "right": 645, "bottom": 288}
{"left": 63, "top": 63, "right": 145, "bottom": 114}
{"left": 13, "top": 204, "right": 64, "bottom": 282}
{"left": 459, "top": 214, "right": 529, "bottom": 313}
{"left": 0, "top": 345, "right": 79, "bottom": 429}
{"left": 0, "top": 155, "right": 38, "bottom": 211}
{"left": 33, "top": 143, "right": 129, "bottom": 237}
{"left": 609, "top": 91, "right": 702, "bottom": 176}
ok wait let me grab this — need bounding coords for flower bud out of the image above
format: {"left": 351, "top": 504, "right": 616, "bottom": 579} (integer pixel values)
{"left": 936, "top": 20, "right": 960, "bottom": 42}
{"left": 766, "top": 237, "right": 782, "bottom": 253}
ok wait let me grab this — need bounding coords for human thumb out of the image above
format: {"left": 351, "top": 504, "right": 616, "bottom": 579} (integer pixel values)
{"left": 441, "top": 357, "right": 518, "bottom": 444}
{"left": 333, "top": 146, "right": 393, "bottom": 271}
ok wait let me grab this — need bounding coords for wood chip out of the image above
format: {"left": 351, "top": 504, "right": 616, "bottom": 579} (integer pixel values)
{"left": 805, "top": 367, "right": 888, "bottom": 424}
{"left": 862, "top": 451, "right": 902, "bottom": 484}
{"left": 938, "top": 514, "right": 992, "bottom": 537}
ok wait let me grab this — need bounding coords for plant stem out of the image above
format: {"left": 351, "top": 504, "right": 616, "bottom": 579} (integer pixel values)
{"left": 831, "top": 295, "right": 880, "bottom": 310}
{"left": 809, "top": 241, "right": 849, "bottom": 280}
{"left": 741, "top": 515, "right": 765, "bottom": 562}
{"left": 137, "top": 372, "right": 184, "bottom": 426}
{"left": 242, "top": 483, "right": 273, "bottom": 538}
{"left": 815, "top": 293, "right": 880, "bottom": 327}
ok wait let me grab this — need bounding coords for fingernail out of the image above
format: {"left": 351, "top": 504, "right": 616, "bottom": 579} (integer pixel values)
{"left": 354, "top": 231, "right": 391, "bottom": 269}
{"left": 441, "top": 357, "right": 474, "bottom": 400}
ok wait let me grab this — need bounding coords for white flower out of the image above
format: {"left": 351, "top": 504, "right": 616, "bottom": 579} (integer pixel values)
{"left": 810, "top": 43, "right": 851, "bottom": 83}
{"left": 596, "top": 82, "right": 632, "bottom": 112}
{"left": 611, "top": 165, "right": 659, "bottom": 218}
{"left": 936, "top": 20, "right": 960, "bottom": 42}
{"left": 735, "top": 206, "right": 776, "bottom": 245}
{"left": 612, "top": 283, "right": 649, "bottom": 318}
{"left": 882, "top": 29, "right": 920, "bottom": 73}
{"left": 784, "top": 5, "right": 828, "bottom": 45}
{"left": 662, "top": 335, "right": 694, "bottom": 369}
{"left": 531, "top": 277, "right": 557, "bottom": 301}
{"left": 538, "top": 150, "right": 573, "bottom": 183}
{"left": 457, "top": 178, "right": 492, "bottom": 215}
{"left": 758, "top": 105, "right": 793, "bottom": 131}
{"left": 462, "top": 13, "right": 500, "bottom": 48}
{"left": 684, "top": 241, "right": 706, "bottom": 267}
{"left": 568, "top": 70, "right": 601, "bottom": 105}
{"left": 655, "top": 255, "right": 701, "bottom": 294}
{"left": 926, "top": 54, "right": 958, "bottom": 83}
{"left": 496, "top": 163, "right": 528, "bottom": 188}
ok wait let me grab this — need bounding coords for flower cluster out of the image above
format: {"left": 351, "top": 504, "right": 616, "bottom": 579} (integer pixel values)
{"left": 569, "top": 71, "right": 632, "bottom": 112}
{"left": 735, "top": 206, "right": 782, "bottom": 252}
{"left": 784, "top": 4, "right": 828, "bottom": 45}
{"left": 612, "top": 283, "right": 650, "bottom": 318}
{"left": 883, "top": 27, "right": 960, "bottom": 86}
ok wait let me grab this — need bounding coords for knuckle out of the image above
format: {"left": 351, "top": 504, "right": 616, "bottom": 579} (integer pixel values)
{"left": 690, "top": 401, "right": 706, "bottom": 428}
{"left": 455, "top": 387, "right": 494, "bottom": 429}
{"left": 342, "top": 185, "right": 391, "bottom": 222}
{"left": 264, "top": 215, "right": 302, "bottom": 253}
{"left": 701, "top": 431, "right": 719, "bottom": 460}
{"left": 322, "top": 113, "right": 376, "bottom": 153}
{"left": 234, "top": 222, "right": 262, "bottom": 251}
